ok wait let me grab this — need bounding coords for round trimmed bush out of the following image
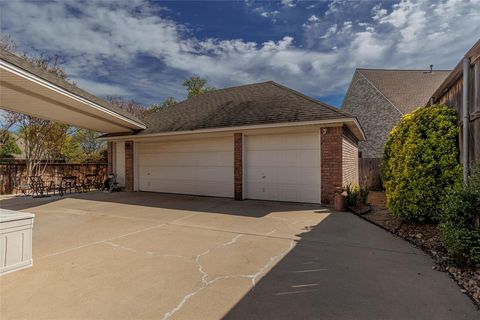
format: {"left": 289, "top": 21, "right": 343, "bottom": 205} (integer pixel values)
{"left": 381, "top": 104, "right": 462, "bottom": 222}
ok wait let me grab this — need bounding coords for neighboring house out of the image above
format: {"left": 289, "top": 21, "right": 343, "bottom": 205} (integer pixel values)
{"left": 429, "top": 40, "right": 480, "bottom": 168}
{"left": 102, "top": 81, "right": 365, "bottom": 204}
{"left": 342, "top": 68, "right": 450, "bottom": 158}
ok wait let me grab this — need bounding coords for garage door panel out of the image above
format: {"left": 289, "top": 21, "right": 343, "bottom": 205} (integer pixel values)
{"left": 140, "top": 166, "right": 231, "bottom": 181}
{"left": 247, "top": 133, "right": 319, "bottom": 150}
{"left": 248, "top": 149, "right": 320, "bottom": 168}
{"left": 140, "top": 152, "right": 233, "bottom": 167}
{"left": 139, "top": 138, "right": 232, "bottom": 153}
{"left": 138, "top": 137, "right": 233, "bottom": 198}
{"left": 140, "top": 178, "right": 231, "bottom": 197}
{"left": 246, "top": 132, "right": 320, "bottom": 204}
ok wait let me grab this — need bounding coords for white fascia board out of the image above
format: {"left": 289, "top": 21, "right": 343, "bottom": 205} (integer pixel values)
{"left": 0, "top": 60, "right": 146, "bottom": 130}
{"left": 99, "top": 118, "right": 365, "bottom": 141}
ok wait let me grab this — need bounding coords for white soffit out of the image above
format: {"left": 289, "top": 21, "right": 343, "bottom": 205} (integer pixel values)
{"left": 0, "top": 61, "right": 145, "bottom": 133}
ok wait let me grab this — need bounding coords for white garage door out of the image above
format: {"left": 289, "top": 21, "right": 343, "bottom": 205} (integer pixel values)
{"left": 137, "top": 137, "right": 234, "bottom": 197}
{"left": 246, "top": 132, "right": 321, "bottom": 203}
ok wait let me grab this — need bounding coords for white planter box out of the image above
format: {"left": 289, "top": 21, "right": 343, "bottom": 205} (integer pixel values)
{"left": 0, "top": 209, "right": 35, "bottom": 275}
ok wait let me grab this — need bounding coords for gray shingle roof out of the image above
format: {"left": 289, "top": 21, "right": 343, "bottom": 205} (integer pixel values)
{"left": 138, "top": 81, "right": 353, "bottom": 135}
{"left": 0, "top": 48, "right": 144, "bottom": 126}
{"left": 358, "top": 69, "right": 450, "bottom": 114}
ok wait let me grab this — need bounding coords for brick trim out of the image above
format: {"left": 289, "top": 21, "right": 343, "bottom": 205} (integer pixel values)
{"left": 125, "top": 141, "right": 134, "bottom": 192}
{"left": 321, "top": 126, "right": 343, "bottom": 205}
{"left": 234, "top": 133, "right": 243, "bottom": 200}
{"left": 107, "top": 142, "right": 113, "bottom": 174}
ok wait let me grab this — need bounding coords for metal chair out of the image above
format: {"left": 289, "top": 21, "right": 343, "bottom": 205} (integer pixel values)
{"left": 29, "top": 176, "right": 48, "bottom": 198}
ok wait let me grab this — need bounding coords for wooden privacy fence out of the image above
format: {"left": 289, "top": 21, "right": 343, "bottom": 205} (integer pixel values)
{"left": 359, "top": 158, "right": 383, "bottom": 190}
{"left": 0, "top": 162, "right": 107, "bottom": 195}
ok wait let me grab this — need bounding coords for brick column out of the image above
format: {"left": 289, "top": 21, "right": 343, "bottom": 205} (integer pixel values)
{"left": 107, "top": 142, "right": 114, "bottom": 174}
{"left": 125, "top": 141, "right": 134, "bottom": 192}
{"left": 234, "top": 133, "right": 243, "bottom": 200}
{"left": 321, "top": 126, "right": 343, "bottom": 205}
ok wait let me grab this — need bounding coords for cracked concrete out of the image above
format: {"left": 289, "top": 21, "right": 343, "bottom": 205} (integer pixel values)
{"left": 1, "top": 192, "right": 478, "bottom": 320}
{"left": 0, "top": 192, "right": 324, "bottom": 319}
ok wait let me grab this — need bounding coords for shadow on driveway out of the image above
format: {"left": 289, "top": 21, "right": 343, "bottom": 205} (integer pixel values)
{"left": 0, "top": 191, "right": 323, "bottom": 218}
{"left": 225, "top": 212, "right": 480, "bottom": 320}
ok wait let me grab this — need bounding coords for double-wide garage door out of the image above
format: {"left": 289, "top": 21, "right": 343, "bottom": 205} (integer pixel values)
{"left": 138, "top": 137, "right": 234, "bottom": 197}
{"left": 137, "top": 132, "right": 320, "bottom": 203}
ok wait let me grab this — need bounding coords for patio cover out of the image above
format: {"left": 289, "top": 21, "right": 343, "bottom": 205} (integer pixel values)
{"left": 0, "top": 49, "right": 145, "bottom": 133}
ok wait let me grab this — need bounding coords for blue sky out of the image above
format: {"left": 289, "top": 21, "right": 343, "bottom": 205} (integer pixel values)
{"left": 1, "top": 0, "right": 479, "bottom": 107}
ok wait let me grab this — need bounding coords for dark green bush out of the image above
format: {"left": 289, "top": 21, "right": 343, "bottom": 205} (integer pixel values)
{"left": 439, "top": 164, "right": 480, "bottom": 268}
{"left": 345, "top": 184, "right": 369, "bottom": 208}
{"left": 381, "top": 104, "right": 462, "bottom": 222}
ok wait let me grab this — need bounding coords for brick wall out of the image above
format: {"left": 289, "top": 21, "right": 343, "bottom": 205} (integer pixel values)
{"left": 0, "top": 163, "right": 107, "bottom": 195}
{"left": 321, "top": 126, "right": 343, "bottom": 204}
{"left": 234, "top": 133, "right": 243, "bottom": 200}
{"left": 342, "top": 71, "right": 402, "bottom": 158}
{"left": 124, "top": 141, "right": 134, "bottom": 192}
{"left": 107, "top": 142, "right": 113, "bottom": 174}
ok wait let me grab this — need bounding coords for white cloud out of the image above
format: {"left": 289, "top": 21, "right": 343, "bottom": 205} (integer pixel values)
{"left": 281, "top": 0, "right": 296, "bottom": 8}
{"left": 1, "top": 0, "right": 479, "bottom": 105}
{"left": 71, "top": 78, "right": 131, "bottom": 97}
{"left": 252, "top": 6, "right": 280, "bottom": 23}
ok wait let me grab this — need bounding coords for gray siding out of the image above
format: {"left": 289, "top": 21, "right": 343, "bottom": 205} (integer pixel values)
{"left": 342, "top": 72, "right": 403, "bottom": 158}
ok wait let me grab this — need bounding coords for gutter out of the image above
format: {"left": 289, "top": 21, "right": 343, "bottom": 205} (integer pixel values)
{"left": 98, "top": 118, "right": 366, "bottom": 142}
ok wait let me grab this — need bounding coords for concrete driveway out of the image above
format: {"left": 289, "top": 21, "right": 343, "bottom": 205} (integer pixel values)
{"left": 0, "top": 192, "right": 478, "bottom": 320}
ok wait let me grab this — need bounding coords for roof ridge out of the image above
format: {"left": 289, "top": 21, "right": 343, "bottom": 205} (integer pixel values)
{"left": 357, "top": 67, "right": 452, "bottom": 72}
{"left": 168, "top": 81, "right": 273, "bottom": 106}
{"left": 267, "top": 81, "right": 354, "bottom": 118}
{"left": 201, "top": 80, "right": 272, "bottom": 95}
{"left": 356, "top": 70, "right": 404, "bottom": 115}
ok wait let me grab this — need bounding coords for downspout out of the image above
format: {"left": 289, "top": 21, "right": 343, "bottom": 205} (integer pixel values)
{"left": 462, "top": 58, "right": 470, "bottom": 184}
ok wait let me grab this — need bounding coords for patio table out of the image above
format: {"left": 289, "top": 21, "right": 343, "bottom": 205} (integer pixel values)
{"left": 61, "top": 175, "right": 82, "bottom": 194}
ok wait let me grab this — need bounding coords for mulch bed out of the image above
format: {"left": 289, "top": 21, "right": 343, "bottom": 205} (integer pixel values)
{"left": 357, "top": 191, "right": 480, "bottom": 307}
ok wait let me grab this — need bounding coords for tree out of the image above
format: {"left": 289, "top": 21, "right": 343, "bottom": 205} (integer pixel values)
{"left": 70, "top": 128, "right": 106, "bottom": 163}
{"left": 0, "top": 131, "right": 21, "bottom": 159}
{"left": 15, "top": 115, "right": 70, "bottom": 176}
{"left": 106, "top": 96, "right": 148, "bottom": 120}
{"left": 183, "top": 76, "right": 215, "bottom": 98}
{"left": 1, "top": 35, "right": 72, "bottom": 174}
{"left": 149, "top": 97, "right": 177, "bottom": 112}
{"left": 381, "top": 104, "right": 462, "bottom": 222}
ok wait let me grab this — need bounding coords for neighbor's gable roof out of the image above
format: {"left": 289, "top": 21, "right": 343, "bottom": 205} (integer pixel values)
{"left": 0, "top": 48, "right": 144, "bottom": 127}
{"left": 357, "top": 68, "right": 450, "bottom": 114}
{"left": 139, "top": 81, "right": 355, "bottom": 133}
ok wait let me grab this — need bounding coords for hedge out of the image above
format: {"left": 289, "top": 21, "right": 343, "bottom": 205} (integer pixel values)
{"left": 381, "top": 104, "right": 462, "bottom": 222}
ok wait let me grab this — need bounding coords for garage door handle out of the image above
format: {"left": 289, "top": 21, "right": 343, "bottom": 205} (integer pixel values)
{"left": 262, "top": 175, "right": 266, "bottom": 179}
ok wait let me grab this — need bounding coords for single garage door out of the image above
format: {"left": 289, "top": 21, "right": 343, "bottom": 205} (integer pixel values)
{"left": 137, "top": 137, "right": 234, "bottom": 197}
{"left": 246, "top": 132, "right": 321, "bottom": 203}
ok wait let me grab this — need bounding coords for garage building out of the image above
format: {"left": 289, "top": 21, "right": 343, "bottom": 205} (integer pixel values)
{"left": 102, "top": 81, "right": 364, "bottom": 204}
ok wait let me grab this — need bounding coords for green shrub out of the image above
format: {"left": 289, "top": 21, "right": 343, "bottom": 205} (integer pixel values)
{"left": 381, "top": 104, "right": 462, "bottom": 222}
{"left": 439, "top": 164, "right": 480, "bottom": 268}
{"left": 345, "top": 184, "right": 369, "bottom": 208}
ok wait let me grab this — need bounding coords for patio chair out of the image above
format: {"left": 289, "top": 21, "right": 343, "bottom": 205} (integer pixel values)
{"left": 13, "top": 175, "right": 30, "bottom": 196}
{"left": 102, "top": 173, "right": 119, "bottom": 193}
{"left": 82, "top": 173, "right": 97, "bottom": 192}
{"left": 61, "top": 175, "right": 82, "bottom": 194}
{"left": 29, "top": 176, "right": 50, "bottom": 198}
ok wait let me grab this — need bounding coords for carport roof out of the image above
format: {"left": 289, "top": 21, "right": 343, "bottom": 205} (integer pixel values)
{"left": 0, "top": 49, "right": 145, "bottom": 133}
{"left": 101, "top": 81, "right": 364, "bottom": 140}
